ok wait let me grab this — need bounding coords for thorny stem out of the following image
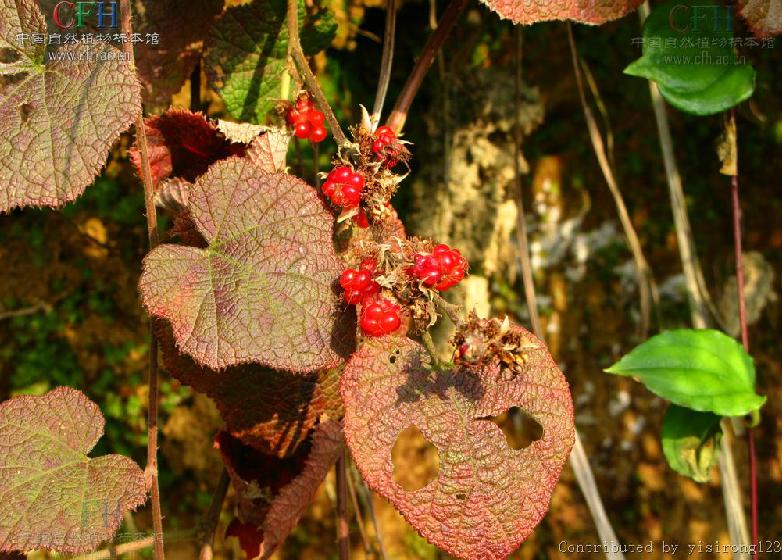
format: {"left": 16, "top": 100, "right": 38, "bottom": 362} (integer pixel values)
{"left": 371, "top": 0, "right": 398, "bottom": 125}
{"left": 197, "top": 468, "right": 230, "bottom": 560}
{"left": 566, "top": 24, "right": 655, "bottom": 338}
{"left": 515, "top": 26, "right": 624, "bottom": 560}
{"left": 386, "top": 0, "right": 469, "bottom": 133}
{"left": 287, "top": 0, "right": 348, "bottom": 146}
{"left": 119, "top": 2, "right": 164, "bottom": 559}
{"left": 336, "top": 448, "right": 350, "bottom": 560}
{"left": 728, "top": 109, "right": 759, "bottom": 555}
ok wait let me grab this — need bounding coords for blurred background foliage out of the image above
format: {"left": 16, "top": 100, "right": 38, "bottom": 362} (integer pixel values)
{"left": 2, "top": 0, "right": 781, "bottom": 558}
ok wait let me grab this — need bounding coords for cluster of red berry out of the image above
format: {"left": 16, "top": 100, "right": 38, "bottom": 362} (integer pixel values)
{"left": 409, "top": 244, "right": 467, "bottom": 291}
{"left": 340, "top": 258, "right": 401, "bottom": 337}
{"left": 286, "top": 95, "right": 327, "bottom": 143}
{"left": 371, "top": 125, "right": 400, "bottom": 167}
{"left": 322, "top": 166, "right": 364, "bottom": 208}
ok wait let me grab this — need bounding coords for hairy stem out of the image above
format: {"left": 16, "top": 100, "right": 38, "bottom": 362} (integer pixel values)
{"left": 728, "top": 109, "right": 759, "bottom": 554}
{"left": 386, "top": 0, "right": 469, "bottom": 133}
{"left": 287, "top": 0, "right": 348, "bottom": 146}
{"left": 119, "top": 2, "right": 164, "bottom": 559}
{"left": 372, "top": 0, "right": 398, "bottom": 125}
{"left": 197, "top": 469, "right": 230, "bottom": 560}
{"left": 636, "top": 5, "right": 749, "bottom": 556}
{"left": 515, "top": 26, "right": 624, "bottom": 560}
{"left": 566, "top": 24, "right": 655, "bottom": 338}
{"left": 336, "top": 449, "right": 350, "bottom": 560}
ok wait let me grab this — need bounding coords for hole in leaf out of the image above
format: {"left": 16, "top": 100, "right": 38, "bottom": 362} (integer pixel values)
{"left": 0, "top": 48, "right": 20, "bottom": 64}
{"left": 19, "top": 102, "right": 34, "bottom": 123}
{"left": 484, "top": 407, "right": 543, "bottom": 450}
{"left": 392, "top": 425, "right": 439, "bottom": 492}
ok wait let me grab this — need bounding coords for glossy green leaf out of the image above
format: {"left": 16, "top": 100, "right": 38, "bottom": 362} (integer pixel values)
{"left": 205, "top": 0, "right": 337, "bottom": 123}
{"left": 605, "top": 329, "right": 765, "bottom": 416}
{"left": 661, "top": 404, "right": 722, "bottom": 482}
{"left": 624, "top": 1, "right": 756, "bottom": 115}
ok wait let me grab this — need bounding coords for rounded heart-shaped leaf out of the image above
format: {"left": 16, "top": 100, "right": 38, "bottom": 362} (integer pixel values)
{"left": 0, "top": 0, "right": 140, "bottom": 212}
{"left": 0, "top": 387, "right": 146, "bottom": 554}
{"left": 479, "top": 0, "right": 644, "bottom": 24}
{"left": 342, "top": 331, "right": 574, "bottom": 560}
{"left": 139, "top": 158, "right": 351, "bottom": 372}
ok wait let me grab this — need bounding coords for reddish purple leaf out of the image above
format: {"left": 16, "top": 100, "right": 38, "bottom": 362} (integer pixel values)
{"left": 139, "top": 158, "right": 350, "bottom": 371}
{"left": 480, "top": 0, "right": 644, "bottom": 24}
{"left": 738, "top": 0, "right": 782, "bottom": 36}
{"left": 0, "top": 387, "right": 146, "bottom": 554}
{"left": 0, "top": 0, "right": 140, "bottom": 212}
{"left": 221, "top": 421, "right": 344, "bottom": 560}
{"left": 158, "top": 325, "right": 331, "bottom": 457}
{"left": 342, "top": 331, "right": 575, "bottom": 560}
{"left": 130, "top": 110, "right": 245, "bottom": 187}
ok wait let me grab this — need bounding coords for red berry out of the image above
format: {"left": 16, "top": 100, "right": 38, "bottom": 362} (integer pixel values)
{"left": 296, "top": 96, "right": 313, "bottom": 111}
{"left": 309, "top": 124, "right": 328, "bottom": 143}
{"left": 359, "top": 257, "right": 377, "bottom": 272}
{"left": 294, "top": 121, "right": 311, "bottom": 139}
{"left": 339, "top": 266, "right": 380, "bottom": 305}
{"left": 360, "top": 297, "right": 401, "bottom": 336}
{"left": 354, "top": 207, "right": 369, "bottom": 228}
{"left": 286, "top": 108, "right": 300, "bottom": 125}
{"left": 308, "top": 110, "right": 325, "bottom": 126}
{"left": 375, "top": 126, "right": 396, "bottom": 142}
{"left": 322, "top": 166, "right": 365, "bottom": 208}
{"left": 409, "top": 243, "right": 467, "bottom": 291}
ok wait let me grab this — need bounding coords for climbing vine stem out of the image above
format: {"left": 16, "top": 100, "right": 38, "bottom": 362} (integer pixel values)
{"left": 119, "top": 2, "right": 164, "bottom": 559}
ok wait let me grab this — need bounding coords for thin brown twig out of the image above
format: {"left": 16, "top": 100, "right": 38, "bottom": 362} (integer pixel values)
{"left": 198, "top": 468, "right": 231, "bottom": 560}
{"left": 346, "top": 463, "right": 373, "bottom": 558}
{"left": 727, "top": 109, "right": 759, "bottom": 555}
{"left": 566, "top": 23, "right": 655, "bottom": 338}
{"left": 386, "top": 0, "right": 469, "bottom": 133}
{"left": 371, "top": 0, "right": 398, "bottom": 125}
{"left": 119, "top": 2, "right": 164, "bottom": 559}
{"left": 287, "top": 0, "right": 348, "bottom": 146}
{"left": 73, "top": 537, "right": 155, "bottom": 560}
{"left": 336, "top": 448, "right": 350, "bottom": 560}
{"left": 513, "top": 26, "right": 624, "bottom": 560}
{"left": 0, "top": 301, "right": 51, "bottom": 321}
{"left": 351, "top": 464, "right": 386, "bottom": 559}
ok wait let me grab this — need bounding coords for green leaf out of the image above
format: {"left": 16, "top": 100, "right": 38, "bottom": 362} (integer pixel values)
{"left": 661, "top": 404, "right": 722, "bottom": 482}
{"left": 605, "top": 329, "right": 766, "bottom": 416}
{"left": 624, "top": 1, "right": 756, "bottom": 115}
{"left": 0, "top": 387, "right": 146, "bottom": 554}
{"left": 205, "top": 0, "right": 337, "bottom": 124}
